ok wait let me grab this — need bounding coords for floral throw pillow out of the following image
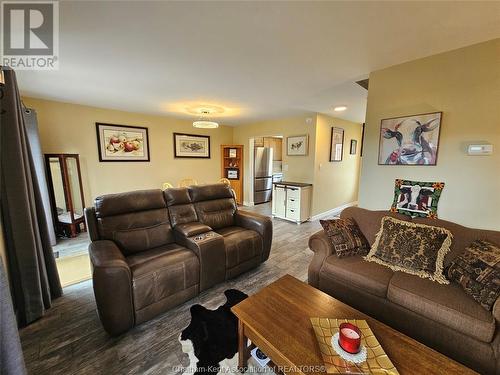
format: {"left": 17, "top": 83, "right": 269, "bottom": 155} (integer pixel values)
{"left": 448, "top": 240, "right": 500, "bottom": 311}
{"left": 365, "top": 216, "right": 452, "bottom": 284}
{"left": 390, "top": 179, "right": 445, "bottom": 218}
{"left": 320, "top": 218, "right": 370, "bottom": 258}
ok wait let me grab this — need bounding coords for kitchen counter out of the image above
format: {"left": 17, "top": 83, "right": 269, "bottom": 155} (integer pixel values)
{"left": 272, "top": 181, "right": 312, "bottom": 188}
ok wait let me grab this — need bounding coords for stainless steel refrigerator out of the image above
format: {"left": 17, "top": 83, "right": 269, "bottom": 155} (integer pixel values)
{"left": 254, "top": 147, "right": 273, "bottom": 204}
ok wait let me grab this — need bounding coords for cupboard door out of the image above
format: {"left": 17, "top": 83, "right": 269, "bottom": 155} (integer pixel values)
{"left": 273, "top": 185, "right": 286, "bottom": 217}
{"left": 274, "top": 138, "right": 282, "bottom": 161}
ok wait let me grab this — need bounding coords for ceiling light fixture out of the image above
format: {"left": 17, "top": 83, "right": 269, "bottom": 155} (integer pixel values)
{"left": 193, "top": 110, "right": 219, "bottom": 129}
{"left": 334, "top": 106, "right": 347, "bottom": 112}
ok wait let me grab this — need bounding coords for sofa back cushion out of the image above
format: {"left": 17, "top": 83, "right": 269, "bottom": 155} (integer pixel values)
{"left": 340, "top": 207, "right": 410, "bottom": 245}
{"left": 189, "top": 184, "right": 236, "bottom": 229}
{"left": 413, "top": 217, "right": 500, "bottom": 266}
{"left": 163, "top": 187, "right": 198, "bottom": 227}
{"left": 365, "top": 216, "right": 452, "bottom": 284}
{"left": 94, "top": 189, "right": 174, "bottom": 255}
{"left": 341, "top": 207, "right": 500, "bottom": 267}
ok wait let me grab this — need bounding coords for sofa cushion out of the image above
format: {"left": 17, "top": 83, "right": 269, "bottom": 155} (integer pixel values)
{"left": 127, "top": 244, "right": 199, "bottom": 311}
{"left": 390, "top": 179, "right": 445, "bottom": 218}
{"left": 387, "top": 272, "right": 496, "bottom": 343}
{"left": 194, "top": 199, "right": 236, "bottom": 229}
{"left": 339, "top": 207, "right": 411, "bottom": 246}
{"left": 189, "top": 183, "right": 234, "bottom": 202}
{"left": 319, "top": 255, "right": 394, "bottom": 298}
{"left": 95, "top": 189, "right": 166, "bottom": 217}
{"left": 365, "top": 216, "right": 452, "bottom": 284}
{"left": 113, "top": 222, "right": 173, "bottom": 255}
{"left": 216, "top": 226, "right": 262, "bottom": 268}
{"left": 412, "top": 217, "right": 500, "bottom": 266}
{"left": 320, "top": 218, "right": 370, "bottom": 258}
{"left": 448, "top": 240, "right": 500, "bottom": 311}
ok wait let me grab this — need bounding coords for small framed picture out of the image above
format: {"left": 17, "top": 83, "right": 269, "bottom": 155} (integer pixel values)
{"left": 227, "top": 169, "right": 239, "bottom": 180}
{"left": 287, "top": 135, "right": 308, "bottom": 156}
{"left": 350, "top": 140, "right": 357, "bottom": 155}
{"left": 174, "top": 133, "right": 210, "bottom": 158}
{"left": 229, "top": 148, "right": 237, "bottom": 158}
{"left": 329, "top": 127, "right": 344, "bottom": 162}
{"left": 96, "top": 123, "right": 150, "bottom": 162}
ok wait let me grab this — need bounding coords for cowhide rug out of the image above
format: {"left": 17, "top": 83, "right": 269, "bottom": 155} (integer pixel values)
{"left": 179, "top": 289, "right": 273, "bottom": 374}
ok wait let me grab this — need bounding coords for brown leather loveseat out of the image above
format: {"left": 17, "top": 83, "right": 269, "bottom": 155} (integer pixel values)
{"left": 308, "top": 206, "right": 500, "bottom": 374}
{"left": 84, "top": 183, "right": 272, "bottom": 336}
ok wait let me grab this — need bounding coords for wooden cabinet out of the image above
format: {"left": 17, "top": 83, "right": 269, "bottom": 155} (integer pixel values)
{"left": 254, "top": 137, "right": 264, "bottom": 147}
{"left": 271, "top": 137, "right": 282, "bottom": 161}
{"left": 259, "top": 137, "right": 282, "bottom": 161}
{"left": 272, "top": 183, "right": 312, "bottom": 224}
{"left": 221, "top": 145, "right": 244, "bottom": 204}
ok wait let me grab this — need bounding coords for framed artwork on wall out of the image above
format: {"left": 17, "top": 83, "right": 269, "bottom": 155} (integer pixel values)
{"left": 350, "top": 139, "right": 357, "bottom": 155}
{"left": 173, "top": 133, "right": 211, "bottom": 158}
{"left": 329, "top": 127, "right": 344, "bottom": 162}
{"left": 286, "top": 134, "right": 308, "bottom": 156}
{"left": 378, "top": 111, "right": 442, "bottom": 165}
{"left": 96, "top": 123, "right": 150, "bottom": 162}
{"left": 226, "top": 168, "right": 239, "bottom": 180}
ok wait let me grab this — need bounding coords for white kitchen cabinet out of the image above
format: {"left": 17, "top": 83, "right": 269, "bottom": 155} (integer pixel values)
{"left": 272, "top": 182, "right": 312, "bottom": 224}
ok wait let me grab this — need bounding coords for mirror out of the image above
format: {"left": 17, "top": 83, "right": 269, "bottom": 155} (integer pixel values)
{"left": 45, "top": 154, "right": 86, "bottom": 237}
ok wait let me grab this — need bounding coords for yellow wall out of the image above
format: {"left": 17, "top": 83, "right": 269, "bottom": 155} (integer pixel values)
{"left": 232, "top": 115, "right": 317, "bottom": 204}
{"left": 312, "top": 114, "right": 362, "bottom": 216}
{"left": 233, "top": 114, "right": 362, "bottom": 215}
{"left": 22, "top": 97, "right": 234, "bottom": 203}
{"left": 359, "top": 38, "right": 500, "bottom": 230}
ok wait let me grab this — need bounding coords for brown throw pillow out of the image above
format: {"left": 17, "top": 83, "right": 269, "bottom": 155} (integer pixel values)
{"left": 365, "top": 216, "right": 452, "bottom": 284}
{"left": 448, "top": 240, "right": 500, "bottom": 311}
{"left": 320, "top": 218, "right": 370, "bottom": 258}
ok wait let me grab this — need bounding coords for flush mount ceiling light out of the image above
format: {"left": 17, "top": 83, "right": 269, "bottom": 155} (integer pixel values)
{"left": 193, "top": 109, "right": 219, "bottom": 129}
{"left": 334, "top": 106, "right": 347, "bottom": 112}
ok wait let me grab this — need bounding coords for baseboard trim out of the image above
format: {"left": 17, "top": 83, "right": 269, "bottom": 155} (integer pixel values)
{"left": 311, "top": 201, "right": 358, "bottom": 221}
{"left": 242, "top": 201, "right": 255, "bottom": 207}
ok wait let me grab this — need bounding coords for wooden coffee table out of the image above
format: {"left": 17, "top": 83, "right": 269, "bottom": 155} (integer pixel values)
{"left": 231, "top": 274, "right": 477, "bottom": 375}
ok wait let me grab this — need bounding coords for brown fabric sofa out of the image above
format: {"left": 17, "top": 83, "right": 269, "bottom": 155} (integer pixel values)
{"left": 85, "top": 183, "right": 272, "bottom": 336}
{"left": 309, "top": 206, "right": 500, "bottom": 375}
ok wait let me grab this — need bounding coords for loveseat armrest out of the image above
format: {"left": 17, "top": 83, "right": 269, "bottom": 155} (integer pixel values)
{"left": 235, "top": 210, "right": 273, "bottom": 261}
{"left": 175, "top": 231, "right": 226, "bottom": 291}
{"left": 174, "top": 222, "right": 212, "bottom": 237}
{"left": 308, "top": 230, "right": 334, "bottom": 288}
{"left": 89, "top": 240, "right": 134, "bottom": 336}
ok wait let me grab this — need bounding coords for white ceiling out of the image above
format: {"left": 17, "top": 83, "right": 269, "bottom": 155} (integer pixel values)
{"left": 17, "top": 1, "right": 500, "bottom": 125}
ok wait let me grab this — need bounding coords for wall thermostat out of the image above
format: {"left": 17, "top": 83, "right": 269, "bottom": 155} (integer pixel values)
{"left": 467, "top": 144, "right": 493, "bottom": 156}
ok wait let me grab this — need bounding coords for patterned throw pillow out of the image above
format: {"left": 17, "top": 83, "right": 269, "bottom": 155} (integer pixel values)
{"left": 365, "top": 216, "right": 452, "bottom": 284}
{"left": 320, "top": 218, "right": 370, "bottom": 258}
{"left": 448, "top": 240, "right": 500, "bottom": 311}
{"left": 390, "top": 179, "right": 445, "bottom": 218}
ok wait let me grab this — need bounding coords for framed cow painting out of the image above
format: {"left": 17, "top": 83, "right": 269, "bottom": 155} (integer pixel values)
{"left": 378, "top": 112, "right": 442, "bottom": 165}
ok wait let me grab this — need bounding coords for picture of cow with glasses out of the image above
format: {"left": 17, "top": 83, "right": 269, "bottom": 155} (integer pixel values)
{"left": 378, "top": 112, "right": 442, "bottom": 165}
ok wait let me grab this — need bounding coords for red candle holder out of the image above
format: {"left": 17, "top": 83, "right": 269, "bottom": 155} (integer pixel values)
{"left": 338, "top": 322, "right": 361, "bottom": 354}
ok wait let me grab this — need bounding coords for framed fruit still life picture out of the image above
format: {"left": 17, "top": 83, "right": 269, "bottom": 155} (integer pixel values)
{"left": 96, "top": 123, "right": 150, "bottom": 162}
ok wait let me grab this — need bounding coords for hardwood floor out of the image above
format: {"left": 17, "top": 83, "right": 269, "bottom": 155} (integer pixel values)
{"left": 20, "top": 203, "right": 329, "bottom": 375}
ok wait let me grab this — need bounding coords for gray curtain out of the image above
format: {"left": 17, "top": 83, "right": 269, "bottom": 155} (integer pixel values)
{"left": 24, "top": 108, "right": 57, "bottom": 246}
{"left": 0, "top": 67, "right": 62, "bottom": 326}
{"left": 0, "top": 257, "right": 27, "bottom": 375}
